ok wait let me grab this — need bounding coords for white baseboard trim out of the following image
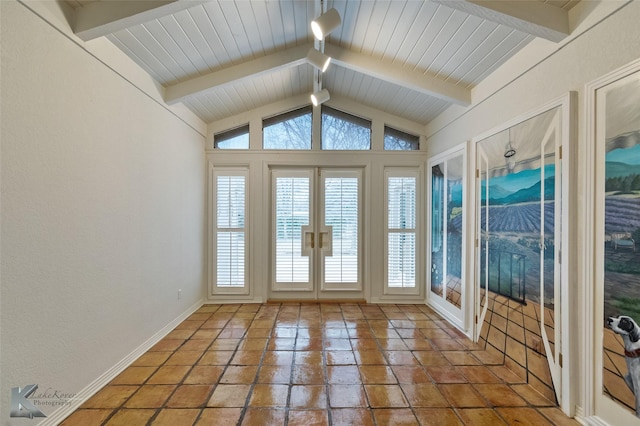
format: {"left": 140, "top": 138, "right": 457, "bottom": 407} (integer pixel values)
{"left": 40, "top": 299, "right": 204, "bottom": 426}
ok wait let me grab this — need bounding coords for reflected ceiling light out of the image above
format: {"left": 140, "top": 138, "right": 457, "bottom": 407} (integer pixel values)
{"left": 307, "top": 48, "right": 331, "bottom": 72}
{"left": 311, "top": 88, "right": 330, "bottom": 106}
{"left": 311, "top": 8, "right": 341, "bottom": 40}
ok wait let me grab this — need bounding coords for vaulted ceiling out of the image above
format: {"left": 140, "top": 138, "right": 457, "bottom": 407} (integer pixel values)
{"left": 65, "top": 0, "right": 579, "bottom": 125}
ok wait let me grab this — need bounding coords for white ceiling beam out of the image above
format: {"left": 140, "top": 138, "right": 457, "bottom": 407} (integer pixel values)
{"left": 73, "top": 0, "right": 207, "bottom": 41}
{"left": 165, "top": 44, "right": 312, "bottom": 105}
{"left": 324, "top": 45, "right": 471, "bottom": 106}
{"left": 431, "top": 0, "right": 570, "bottom": 42}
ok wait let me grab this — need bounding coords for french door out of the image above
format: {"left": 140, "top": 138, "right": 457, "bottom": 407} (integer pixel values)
{"left": 270, "top": 167, "right": 363, "bottom": 299}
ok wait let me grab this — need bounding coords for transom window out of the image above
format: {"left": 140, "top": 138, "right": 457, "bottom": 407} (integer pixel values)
{"left": 214, "top": 125, "right": 249, "bottom": 149}
{"left": 263, "top": 106, "right": 312, "bottom": 150}
{"left": 322, "top": 106, "right": 371, "bottom": 150}
{"left": 384, "top": 126, "right": 420, "bottom": 151}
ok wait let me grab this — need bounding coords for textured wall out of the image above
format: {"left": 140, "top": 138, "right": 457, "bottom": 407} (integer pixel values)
{"left": 0, "top": 1, "right": 205, "bottom": 422}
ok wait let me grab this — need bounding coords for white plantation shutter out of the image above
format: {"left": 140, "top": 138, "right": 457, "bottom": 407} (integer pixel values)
{"left": 386, "top": 172, "right": 418, "bottom": 290}
{"left": 324, "top": 176, "right": 359, "bottom": 283}
{"left": 213, "top": 170, "right": 248, "bottom": 293}
{"left": 275, "top": 175, "right": 310, "bottom": 283}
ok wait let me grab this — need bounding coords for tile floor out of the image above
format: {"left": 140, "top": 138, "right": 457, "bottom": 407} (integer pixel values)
{"left": 61, "top": 303, "right": 579, "bottom": 425}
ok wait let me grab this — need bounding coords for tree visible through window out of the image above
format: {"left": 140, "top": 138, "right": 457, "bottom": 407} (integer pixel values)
{"left": 322, "top": 106, "right": 371, "bottom": 150}
{"left": 263, "top": 107, "right": 312, "bottom": 150}
{"left": 384, "top": 126, "right": 419, "bottom": 151}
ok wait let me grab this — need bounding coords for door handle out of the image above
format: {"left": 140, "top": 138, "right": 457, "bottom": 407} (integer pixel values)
{"left": 310, "top": 232, "right": 315, "bottom": 249}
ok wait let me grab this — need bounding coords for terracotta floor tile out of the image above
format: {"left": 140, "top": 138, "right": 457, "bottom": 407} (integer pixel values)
{"left": 372, "top": 408, "right": 419, "bottom": 425}
{"left": 495, "top": 407, "right": 554, "bottom": 426}
{"left": 104, "top": 408, "right": 156, "bottom": 426}
{"left": 288, "top": 409, "right": 329, "bottom": 426}
{"left": 191, "top": 329, "right": 221, "bottom": 340}
{"left": 257, "top": 365, "right": 292, "bottom": 384}
{"left": 240, "top": 408, "right": 286, "bottom": 425}
{"left": 150, "top": 339, "right": 184, "bottom": 352}
{"left": 325, "top": 338, "right": 352, "bottom": 350}
{"left": 354, "top": 350, "right": 387, "bottom": 365}
{"left": 248, "top": 384, "right": 289, "bottom": 407}
{"left": 237, "top": 338, "right": 268, "bottom": 351}
{"left": 81, "top": 386, "right": 139, "bottom": 409}
{"left": 231, "top": 350, "right": 263, "bottom": 365}
{"left": 165, "top": 351, "right": 203, "bottom": 366}
{"left": 391, "top": 366, "right": 432, "bottom": 384}
{"left": 365, "top": 385, "right": 409, "bottom": 408}
{"left": 456, "top": 366, "right": 501, "bottom": 383}
{"left": 441, "top": 351, "right": 480, "bottom": 365}
{"left": 208, "top": 338, "right": 241, "bottom": 350}
{"left": 359, "top": 365, "right": 397, "bottom": 384}
{"left": 198, "top": 350, "right": 234, "bottom": 365}
{"left": 413, "top": 351, "right": 450, "bottom": 366}
{"left": 268, "top": 338, "right": 296, "bottom": 350}
{"left": 296, "top": 337, "right": 324, "bottom": 351}
{"left": 425, "top": 366, "right": 468, "bottom": 383}
{"left": 328, "top": 365, "right": 361, "bottom": 384}
{"left": 402, "top": 338, "right": 434, "bottom": 350}
{"left": 400, "top": 383, "right": 449, "bottom": 407}
{"left": 429, "top": 339, "right": 467, "bottom": 351}
{"left": 329, "top": 385, "right": 368, "bottom": 407}
{"left": 124, "top": 385, "right": 176, "bottom": 408}
{"left": 262, "top": 350, "right": 294, "bottom": 365}
{"left": 326, "top": 350, "right": 357, "bottom": 365}
{"left": 456, "top": 408, "right": 508, "bottom": 425}
{"left": 292, "top": 364, "right": 325, "bottom": 384}
{"left": 438, "top": 384, "right": 488, "bottom": 408}
{"left": 490, "top": 365, "right": 526, "bottom": 383}
{"left": 377, "top": 338, "right": 408, "bottom": 350}
{"left": 350, "top": 339, "right": 379, "bottom": 351}
{"left": 537, "top": 407, "right": 581, "bottom": 425}
{"left": 331, "top": 408, "right": 375, "bottom": 426}
{"left": 384, "top": 351, "right": 418, "bottom": 365}
{"left": 180, "top": 339, "right": 212, "bottom": 352}
{"left": 150, "top": 408, "right": 199, "bottom": 425}
{"left": 207, "top": 384, "right": 251, "bottom": 407}
{"left": 219, "top": 365, "right": 259, "bottom": 384}
{"left": 183, "top": 365, "right": 224, "bottom": 384}
{"left": 146, "top": 366, "right": 190, "bottom": 385}
{"left": 195, "top": 408, "right": 242, "bottom": 426}
{"left": 295, "top": 350, "right": 323, "bottom": 365}
{"left": 473, "top": 384, "right": 527, "bottom": 407}
{"left": 511, "top": 384, "right": 556, "bottom": 406}
{"left": 165, "top": 385, "right": 212, "bottom": 408}
{"left": 60, "top": 409, "right": 113, "bottom": 425}
{"left": 290, "top": 385, "right": 327, "bottom": 409}
{"left": 131, "top": 352, "right": 172, "bottom": 367}
{"left": 110, "top": 366, "right": 157, "bottom": 385}
{"left": 413, "top": 408, "right": 463, "bottom": 425}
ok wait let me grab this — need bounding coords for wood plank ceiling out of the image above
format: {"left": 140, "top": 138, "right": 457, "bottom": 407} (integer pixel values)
{"left": 65, "top": 0, "right": 579, "bottom": 125}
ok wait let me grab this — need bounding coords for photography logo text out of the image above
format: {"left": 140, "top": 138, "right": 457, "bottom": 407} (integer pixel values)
{"left": 10, "top": 384, "right": 76, "bottom": 419}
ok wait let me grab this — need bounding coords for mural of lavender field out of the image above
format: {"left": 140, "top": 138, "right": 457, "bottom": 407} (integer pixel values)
{"left": 603, "top": 141, "right": 640, "bottom": 324}
{"left": 468, "top": 163, "right": 555, "bottom": 308}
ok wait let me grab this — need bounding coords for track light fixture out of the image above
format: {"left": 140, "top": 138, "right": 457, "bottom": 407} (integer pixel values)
{"left": 311, "top": 88, "right": 330, "bottom": 106}
{"left": 306, "top": 48, "right": 331, "bottom": 72}
{"left": 311, "top": 8, "right": 341, "bottom": 40}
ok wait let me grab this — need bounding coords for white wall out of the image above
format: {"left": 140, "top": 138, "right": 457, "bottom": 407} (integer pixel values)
{"left": 0, "top": 1, "right": 206, "bottom": 422}
{"left": 424, "top": 0, "right": 640, "bottom": 418}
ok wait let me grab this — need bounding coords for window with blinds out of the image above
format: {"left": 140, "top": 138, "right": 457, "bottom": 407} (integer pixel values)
{"left": 213, "top": 170, "right": 248, "bottom": 293}
{"left": 323, "top": 175, "right": 359, "bottom": 284}
{"left": 386, "top": 170, "right": 418, "bottom": 291}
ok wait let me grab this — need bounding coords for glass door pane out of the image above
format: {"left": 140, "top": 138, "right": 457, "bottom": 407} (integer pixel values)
{"left": 272, "top": 170, "right": 313, "bottom": 291}
{"left": 321, "top": 170, "right": 361, "bottom": 291}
